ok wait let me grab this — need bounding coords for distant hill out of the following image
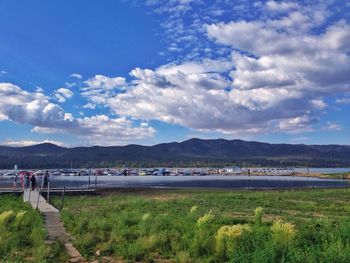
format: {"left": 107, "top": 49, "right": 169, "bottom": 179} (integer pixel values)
{"left": 1, "top": 138, "right": 350, "bottom": 168}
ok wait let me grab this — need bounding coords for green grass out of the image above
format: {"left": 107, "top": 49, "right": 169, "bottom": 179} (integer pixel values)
{"left": 323, "top": 172, "right": 350, "bottom": 179}
{"left": 0, "top": 194, "right": 68, "bottom": 262}
{"left": 55, "top": 188, "right": 350, "bottom": 262}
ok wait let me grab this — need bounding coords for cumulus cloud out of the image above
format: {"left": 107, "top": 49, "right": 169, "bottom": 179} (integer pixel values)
{"left": 265, "top": 1, "right": 298, "bottom": 12}
{"left": 278, "top": 114, "right": 316, "bottom": 133}
{"left": 54, "top": 88, "right": 74, "bottom": 103}
{"left": 83, "top": 62, "right": 315, "bottom": 133}
{"left": 85, "top": 75, "right": 126, "bottom": 89}
{"left": 80, "top": 3, "right": 350, "bottom": 135}
{"left": 32, "top": 115, "right": 155, "bottom": 145}
{"left": 3, "top": 1, "right": 349, "bottom": 142}
{"left": 81, "top": 74, "right": 127, "bottom": 105}
{"left": 0, "top": 83, "right": 155, "bottom": 145}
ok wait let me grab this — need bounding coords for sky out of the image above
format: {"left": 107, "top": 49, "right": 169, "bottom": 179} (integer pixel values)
{"left": 0, "top": 0, "right": 350, "bottom": 147}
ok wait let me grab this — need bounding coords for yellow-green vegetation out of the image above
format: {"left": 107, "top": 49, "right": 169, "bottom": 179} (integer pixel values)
{"left": 0, "top": 194, "right": 68, "bottom": 262}
{"left": 323, "top": 172, "right": 350, "bottom": 179}
{"left": 56, "top": 188, "right": 350, "bottom": 262}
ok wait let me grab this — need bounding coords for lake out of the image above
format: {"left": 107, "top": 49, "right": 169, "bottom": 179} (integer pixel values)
{"left": 1, "top": 175, "right": 349, "bottom": 189}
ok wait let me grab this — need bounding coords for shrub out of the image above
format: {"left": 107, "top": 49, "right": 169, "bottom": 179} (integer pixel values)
{"left": 142, "top": 212, "right": 151, "bottom": 221}
{"left": 0, "top": 210, "right": 16, "bottom": 226}
{"left": 254, "top": 207, "right": 263, "bottom": 225}
{"left": 271, "top": 220, "right": 296, "bottom": 251}
{"left": 176, "top": 251, "right": 192, "bottom": 263}
{"left": 197, "top": 210, "right": 214, "bottom": 226}
{"left": 190, "top": 205, "right": 198, "bottom": 213}
{"left": 215, "top": 224, "right": 252, "bottom": 259}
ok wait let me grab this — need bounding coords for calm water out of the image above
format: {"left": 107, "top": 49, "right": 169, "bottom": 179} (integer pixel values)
{"left": 294, "top": 167, "right": 350, "bottom": 174}
{"left": 1, "top": 175, "right": 349, "bottom": 189}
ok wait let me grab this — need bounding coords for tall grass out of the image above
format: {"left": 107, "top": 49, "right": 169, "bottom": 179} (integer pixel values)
{"left": 56, "top": 189, "right": 350, "bottom": 262}
{"left": 0, "top": 194, "right": 68, "bottom": 262}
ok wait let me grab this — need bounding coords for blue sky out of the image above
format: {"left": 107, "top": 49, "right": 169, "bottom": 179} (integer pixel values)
{"left": 0, "top": 0, "right": 349, "bottom": 147}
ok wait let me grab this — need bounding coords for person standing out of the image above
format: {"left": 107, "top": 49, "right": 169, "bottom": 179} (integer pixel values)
{"left": 43, "top": 171, "right": 49, "bottom": 188}
{"left": 30, "top": 174, "right": 36, "bottom": 190}
{"left": 25, "top": 172, "right": 30, "bottom": 189}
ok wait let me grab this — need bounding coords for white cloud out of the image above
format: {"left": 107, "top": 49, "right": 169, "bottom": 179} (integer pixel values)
{"left": 265, "top": 1, "right": 299, "bottom": 12}
{"left": 157, "top": 58, "right": 233, "bottom": 75}
{"left": 311, "top": 99, "right": 327, "bottom": 110}
{"left": 54, "top": 88, "right": 74, "bottom": 103}
{"left": 80, "top": 3, "right": 350, "bottom": 135}
{"left": 278, "top": 115, "right": 315, "bottom": 133}
{"left": 83, "top": 63, "right": 314, "bottom": 133}
{"left": 70, "top": 73, "right": 82, "bottom": 79}
{"left": 83, "top": 103, "right": 96, "bottom": 109}
{"left": 324, "top": 122, "right": 342, "bottom": 131}
{"left": 85, "top": 75, "right": 126, "bottom": 89}
{"left": 81, "top": 75, "right": 127, "bottom": 106}
{"left": 2, "top": 139, "right": 67, "bottom": 147}
{"left": 77, "top": 115, "right": 155, "bottom": 145}
{"left": 31, "top": 115, "right": 155, "bottom": 146}
{"left": 0, "top": 83, "right": 155, "bottom": 145}
{"left": 2, "top": 1, "right": 349, "bottom": 143}
{"left": 336, "top": 97, "right": 350, "bottom": 104}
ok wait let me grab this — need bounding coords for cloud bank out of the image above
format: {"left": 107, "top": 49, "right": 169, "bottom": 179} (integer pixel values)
{"left": 1, "top": 1, "right": 349, "bottom": 145}
{"left": 82, "top": 1, "right": 350, "bottom": 135}
{"left": 0, "top": 83, "right": 155, "bottom": 145}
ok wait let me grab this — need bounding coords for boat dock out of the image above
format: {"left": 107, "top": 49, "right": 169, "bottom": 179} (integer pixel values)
{"left": 23, "top": 188, "right": 86, "bottom": 262}
{"left": 0, "top": 187, "right": 96, "bottom": 195}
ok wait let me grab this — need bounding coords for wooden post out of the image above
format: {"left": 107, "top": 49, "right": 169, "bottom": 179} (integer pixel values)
{"left": 47, "top": 181, "right": 50, "bottom": 203}
{"left": 95, "top": 173, "right": 97, "bottom": 191}
{"left": 60, "top": 187, "right": 66, "bottom": 211}
{"left": 28, "top": 181, "right": 32, "bottom": 203}
{"left": 88, "top": 172, "right": 91, "bottom": 189}
{"left": 36, "top": 182, "right": 43, "bottom": 210}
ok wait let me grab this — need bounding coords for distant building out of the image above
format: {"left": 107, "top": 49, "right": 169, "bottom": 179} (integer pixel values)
{"left": 225, "top": 166, "right": 242, "bottom": 174}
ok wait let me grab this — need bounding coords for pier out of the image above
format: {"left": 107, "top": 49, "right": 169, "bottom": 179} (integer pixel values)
{"left": 23, "top": 188, "right": 86, "bottom": 263}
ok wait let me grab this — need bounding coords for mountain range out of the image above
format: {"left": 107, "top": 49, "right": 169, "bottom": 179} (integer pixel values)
{"left": 0, "top": 138, "right": 350, "bottom": 169}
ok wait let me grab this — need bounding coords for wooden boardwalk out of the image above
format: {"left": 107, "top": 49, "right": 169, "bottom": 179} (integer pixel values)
{"left": 0, "top": 188, "right": 23, "bottom": 193}
{"left": 23, "top": 189, "right": 86, "bottom": 263}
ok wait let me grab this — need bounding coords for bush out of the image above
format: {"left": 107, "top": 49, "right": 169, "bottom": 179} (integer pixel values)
{"left": 197, "top": 210, "right": 215, "bottom": 226}
{"left": 216, "top": 224, "right": 252, "bottom": 259}
{"left": 271, "top": 220, "right": 296, "bottom": 246}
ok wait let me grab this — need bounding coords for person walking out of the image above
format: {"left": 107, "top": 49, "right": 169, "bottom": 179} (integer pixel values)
{"left": 12, "top": 174, "right": 18, "bottom": 191}
{"left": 30, "top": 174, "right": 36, "bottom": 190}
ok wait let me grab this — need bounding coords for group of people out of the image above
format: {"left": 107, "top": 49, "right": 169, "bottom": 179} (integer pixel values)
{"left": 12, "top": 171, "right": 50, "bottom": 191}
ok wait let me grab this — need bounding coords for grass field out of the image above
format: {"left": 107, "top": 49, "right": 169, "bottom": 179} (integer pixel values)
{"left": 52, "top": 188, "right": 350, "bottom": 262}
{"left": 0, "top": 194, "right": 68, "bottom": 262}
{"left": 295, "top": 172, "right": 350, "bottom": 180}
